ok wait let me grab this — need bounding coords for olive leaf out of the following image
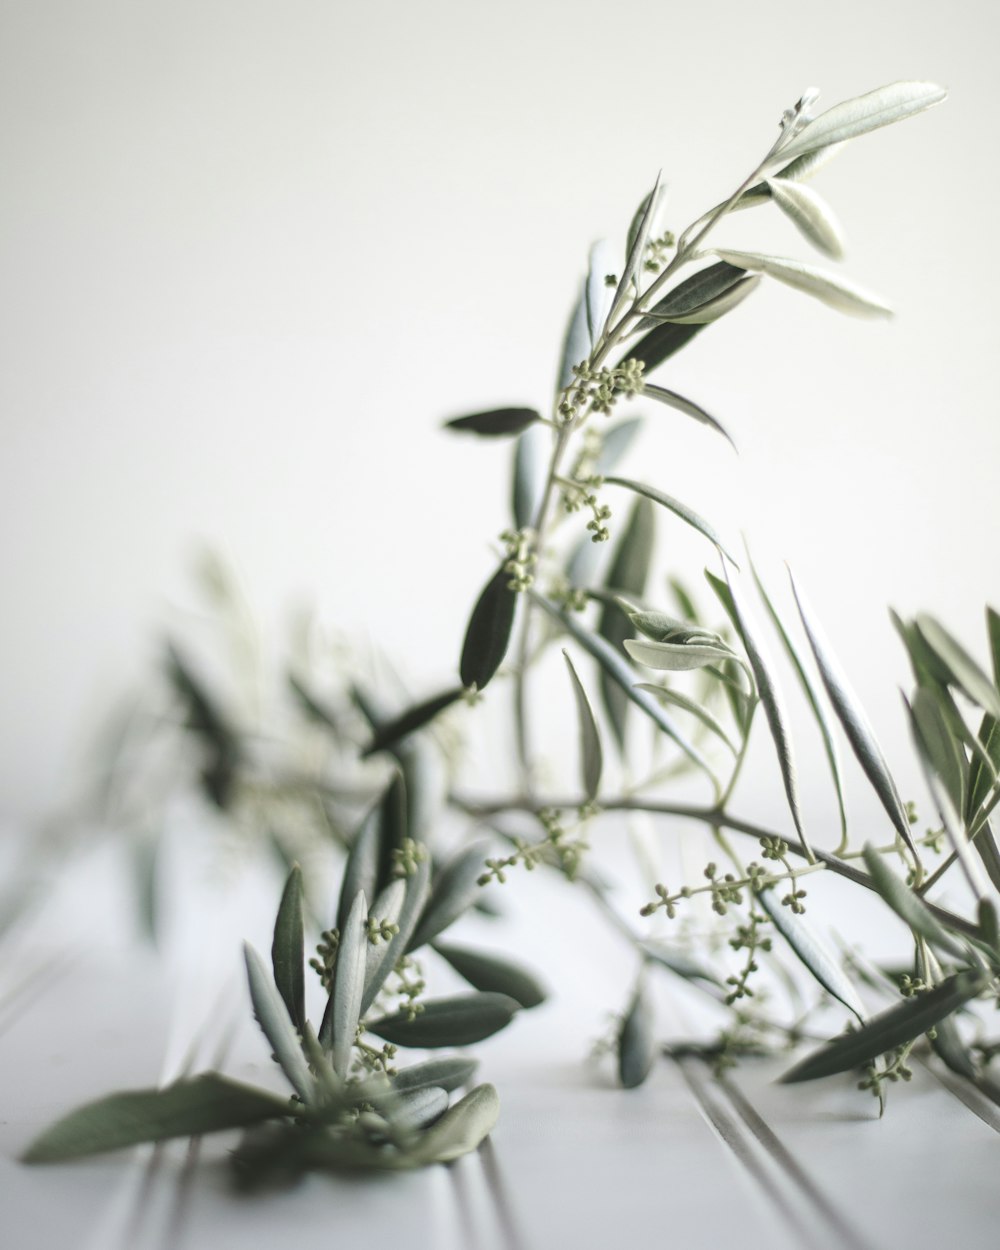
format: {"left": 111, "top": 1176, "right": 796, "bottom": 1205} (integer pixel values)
{"left": 391, "top": 1056, "right": 479, "bottom": 1095}
{"left": 711, "top": 249, "right": 892, "bottom": 318}
{"left": 764, "top": 178, "right": 845, "bottom": 260}
{"left": 637, "top": 261, "right": 750, "bottom": 329}
{"left": 244, "top": 943, "right": 314, "bottom": 1102}
{"left": 368, "top": 994, "right": 520, "bottom": 1048}
{"left": 756, "top": 889, "right": 864, "bottom": 1022}
{"left": 563, "top": 650, "right": 603, "bottom": 801}
{"left": 618, "top": 981, "right": 656, "bottom": 1089}
{"left": 460, "top": 564, "right": 518, "bottom": 690}
{"left": 914, "top": 614, "right": 1000, "bottom": 719}
{"left": 408, "top": 842, "right": 491, "bottom": 952}
{"left": 642, "top": 384, "right": 737, "bottom": 450}
{"left": 326, "top": 890, "right": 369, "bottom": 1078}
{"left": 557, "top": 281, "right": 590, "bottom": 393}
{"left": 444, "top": 408, "right": 541, "bottom": 437}
{"left": 272, "top": 864, "right": 305, "bottom": 1031}
{"left": 861, "top": 845, "right": 966, "bottom": 961}
{"left": 411, "top": 1083, "right": 500, "bottom": 1165}
{"left": 634, "top": 683, "right": 736, "bottom": 754}
{"left": 586, "top": 238, "right": 617, "bottom": 347}
{"left": 512, "top": 422, "right": 548, "bottom": 530}
{"left": 595, "top": 416, "right": 644, "bottom": 475}
{"left": 361, "top": 852, "right": 431, "bottom": 1015}
{"left": 337, "top": 804, "right": 382, "bottom": 932}
{"left": 362, "top": 687, "right": 463, "bottom": 758}
{"left": 617, "top": 320, "right": 702, "bottom": 375}
{"left": 603, "top": 475, "right": 738, "bottom": 564}
{"left": 609, "top": 174, "right": 662, "bottom": 325}
{"left": 434, "top": 940, "right": 547, "bottom": 1009}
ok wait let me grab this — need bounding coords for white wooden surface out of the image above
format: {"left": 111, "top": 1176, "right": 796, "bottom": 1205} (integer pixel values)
{"left": 2, "top": 837, "right": 999, "bottom": 1250}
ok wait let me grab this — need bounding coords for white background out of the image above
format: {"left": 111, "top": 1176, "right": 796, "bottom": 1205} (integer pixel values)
{"left": 1, "top": 0, "right": 997, "bottom": 826}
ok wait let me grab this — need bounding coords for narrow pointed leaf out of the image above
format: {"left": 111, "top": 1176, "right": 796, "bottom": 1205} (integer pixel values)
{"left": 910, "top": 685, "right": 967, "bottom": 817}
{"left": 617, "top": 320, "right": 702, "bottom": 375}
{"left": 365, "top": 878, "right": 406, "bottom": 986}
{"left": 618, "top": 983, "right": 656, "bottom": 1089}
{"left": 412, "top": 1083, "right": 500, "bottom": 1164}
{"left": 642, "top": 384, "right": 737, "bottom": 450}
{"left": 781, "top": 969, "right": 985, "bottom": 1084}
{"left": 642, "top": 274, "right": 760, "bottom": 326}
{"left": 791, "top": 575, "right": 915, "bottom": 852}
{"left": 861, "top": 845, "right": 966, "bottom": 960}
{"left": 434, "top": 941, "right": 547, "bottom": 1009}
{"left": 328, "top": 890, "right": 368, "bottom": 1077}
{"left": 637, "top": 261, "right": 748, "bottom": 328}
{"left": 392, "top": 1056, "right": 479, "bottom": 1095}
{"left": 444, "top": 408, "right": 541, "bottom": 437}
{"left": 609, "top": 174, "right": 662, "bottom": 324}
{"left": 337, "top": 804, "right": 381, "bottom": 932}
{"left": 391, "top": 1086, "right": 449, "bottom": 1134}
{"left": 915, "top": 614, "right": 1000, "bottom": 719}
{"left": 460, "top": 565, "right": 517, "bottom": 691}
{"left": 770, "top": 82, "right": 947, "bottom": 168}
{"left": 244, "top": 943, "right": 314, "bottom": 1101}
{"left": 586, "top": 239, "right": 617, "bottom": 346}
{"left": 757, "top": 889, "right": 864, "bottom": 1020}
{"left": 595, "top": 417, "right": 644, "bottom": 475}
{"left": 288, "top": 672, "right": 341, "bottom": 732}
{"left": 22, "top": 1075, "right": 291, "bottom": 1163}
{"left": 408, "top": 843, "right": 490, "bottom": 952}
{"left": 624, "top": 637, "right": 740, "bottom": 672}
{"left": 764, "top": 178, "right": 845, "bottom": 259}
{"left": 603, "top": 475, "right": 737, "bottom": 564}
{"left": 361, "top": 852, "right": 432, "bottom": 1014}
{"left": 362, "top": 687, "right": 463, "bottom": 758}
{"left": 635, "top": 683, "right": 736, "bottom": 753}
{"left": 272, "top": 865, "right": 305, "bottom": 1031}
{"left": 712, "top": 249, "right": 891, "bottom": 318}
{"left": 368, "top": 993, "right": 520, "bottom": 1048}
{"left": 563, "top": 650, "right": 603, "bottom": 801}
{"left": 557, "top": 282, "right": 590, "bottom": 392}
{"left": 512, "top": 422, "right": 548, "bottom": 530}
{"left": 640, "top": 942, "right": 726, "bottom": 990}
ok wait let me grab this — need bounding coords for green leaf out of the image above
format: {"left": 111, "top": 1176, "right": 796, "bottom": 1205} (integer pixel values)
{"left": 914, "top": 614, "right": 1000, "bottom": 719}
{"left": 563, "top": 650, "right": 603, "bottom": 801}
{"left": 764, "top": 178, "right": 845, "bottom": 260}
{"left": 412, "top": 1083, "right": 500, "bottom": 1164}
{"left": 757, "top": 888, "right": 864, "bottom": 1021}
{"left": 328, "top": 890, "right": 369, "bottom": 1077}
{"left": 165, "top": 642, "right": 241, "bottom": 808}
{"left": 597, "top": 496, "right": 655, "bottom": 750}
{"left": 618, "top": 983, "right": 656, "bottom": 1089}
{"left": 460, "top": 565, "right": 518, "bottom": 691}
{"left": 624, "top": 637, "right": 739, "bottom": 672}
{"left": 910, "top": 685, "right": 968, "bottom": 818}
{"left": 609, "top": 174, "right": 662, "bottom": 325}
{"left": 635, "top": 684, "right": 736, "bottom": 754}
{"left": 603, "top": 475, "right": 737, "bottom": 565}
{"left": 781, "top": 969, "right": 985, "bottom": 1084}
{"left": 444, "top": 408, "right": 541, "bottom": 437}
{"left": 711, "top": 249, "right": 892, "bottom": 318}
{"left": 433, "top": 941, "right": 547, "bottom": 1009}
{"left": 637, "top": 261, "right": 749, "bottom": 328}
{"left": 640, "top": 942, "right": 726, "bottom": 990}
{"left": 642, "top": 385, "right": 737, "bottom": 450}
{"left": 512, "top": 422, "right": 548, "bottom": 530}
{"left": 557, "top": 282, "right": 590, "bottom": 392}
{"left": 361, "top": 852, "right": 432, "bottom": 1014}
{"left": 861, "top": 845, "right": 966, "bottom": 960}
{"left": 595, "top": 417, "right": 644, "bottom": 475}
{"left": 362, "top": 687, "right": 463, "bottom": 758}
{"left": 586, "top": 239, "right": 616, "bottom": 346}
{"left": 408, "top": 843, "right": 490, "bottom": 952}
{"left": 22, "top": 1074, "right": 291, "bottom": 1163}
{"left": 368, "top": 994, "right": 520, "bottom": 1048}
{"left": 391, "top": 1056, "right": 479, "bottom": 1095}
{"left": 617, "top": 320, "right": 703, "bottom": 376}
{"left": 337, "top": 804, "right": 382, "bottom": 932}
{"left": 288, "top": 671, "right": 341, "bottom": 732}
{"left": 243, "top": 943, "right": 314, "bottom": 1101}
{"left": 364, "top": 878, "right": 406, "bottom": 985}
{"left": 770, "top": 82, "right": 947, "bottom": 168}
{"left": 791, "top": 575, "right": 915, "bottom": 852}
{"left": 272, "top": 865, "right": 305, "bottom": 1031}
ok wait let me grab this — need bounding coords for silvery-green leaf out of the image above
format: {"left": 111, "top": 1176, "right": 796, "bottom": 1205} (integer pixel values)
{"left": 368, "top": 994, "right": 520, "bottom": 1048}
{"left": 558, "top": 282, "right": 590, "bottom": 392}
{"left": 781, "top": 969, "right": 985, "bottom": 1085}
{"left": 563, "top": 650, "right": 603, "bottom": 801}
{"left": 460, "top": 564, "right": 518, "bottom": 691}
{"left": 586, "top": 238, "right": 617, "bottom": 347}
{"left": 444, "top": 408, "right": 541, "bottom": 437}
{"left": 987, "top": 607, "right": 1000, "bottom": 683}
{"left": 327, "top": 890, "right": 368, "bottom": 1077}
{"left": 757, "top": 889, "right": 864, "bottom": 1021}
{"left": 618, "top": 983, "right": 656, "bottom": 1089}
{"left": 566, "top": 531, "right": 599, "bottom": 589}
{"left": 604, "top": 475, "right": 737, "bottom": 564}
{"left": 791, "top": 575, "right": 915, "bottom": 852}
{"left": 362, "top": 687, "right": 463, "bottom": 758}
{"left": 595, "top": 416, "right": 644, "bottom": 475}
{"left": 610, "top": 174, "right": 662, "bottom": 325}
{"left": 764, "top": 178, "right": 845, "bottom": 260}
{"left": 361, "top": 852, "right": 431, "bottom": 1014}
{"left": 412, "top": 1083, "right": 500, "bottom": 1164}
{"left": 711, "top": 249, "right": 892, "bottom": 318}
{"left": 364, "top": 878, "right": 406, "bottom": 986}
{"left": 642, "top": 274, "right": 760, "bottom": 326}
{"left": 861, "top": 845, "right": 966, "bottom": 960}
{"left": 930, "top": 1013, "right": 980, "bottom": 1083}
{"left": 533, "top": 591, "right": 715, "bottom": 778}
{"left": 624, "top": 637, "right": 740, "bottom": 672}
{"left": 597, "top": 496, "right": 654, "bottom": 750}
{"left": 511, "top": 421, "right": 549, "bottom": 530}
{"left": 408, "top": 842, "right": 491, "bottom": 952}
{"left": 337, "top": 804, "right": 381, "bottom": 932}
{"left": 391, "top": 1086, "right": 449, "bottom": 1135}
{"left": 288, "top": 671, "right": 341, "bottom": 732}
{"left": 914, "top": 614, "right": 1000, "bottom": 719}
{"left": 617, "top": 321, "right": 702, "bottom": 375}
{"left": 22, "top": 1074, "right": 291, "bottom": 1163}
{"left": 642, "top": 384, "right": 737, "bottom": 450}
{"left": 272, "top": 865, "right": 305, "bottom": 1031}
{"left": 760, "top": 142, "right": 849, "bottom": 187}
{"left": 244, "top": 943, "right": 314, "bottom": 1101}
{"left": 434, "top": 940, "right": 547, "bottom": 1009}
{"left": 910, "top": 685, "right": 968, "bottom": 818}
{"left": 165, "top": 642, "right": 241, "bottom": 808}
{"left": 640, "top": 942, "right": 726, "bottom": 990}
{"left": 391, "top": 1056, "right": 479, "bottom": 1095}
{"left": 629, "top": 608, "right": 722, "bottom": 645}
{"left": 751, "top": 558, "right": 848, "bottom": 850}
{"left": 723, "top": 567, "right": 810, "bottom": 856}
{"left": 638, "top": 261, "right": 748, "bottom": 328}
{"left": 635, "top": 684, "right": 736, "bottom": 754}
{"left": 769, "top": 82, "right": 947, "bottom": 169}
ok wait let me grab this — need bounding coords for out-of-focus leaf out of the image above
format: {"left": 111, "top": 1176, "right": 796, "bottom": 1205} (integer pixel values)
{"left": 769, "top": 82, "right": 947, "bottom": 168}
{"left": 272, "top": 865, "right": 305, "bottom": 1031}
{"left": 165, "top": 642, "right": 241, "bottom": 808}
{"left": 617, "top": 321, "right": 702, "bottom": 375}
{"left": 361, "top": 852, "right": 431, "bottom": 1014}
{"left": 586, "top": 239, "right": 617, "bottom": 347}
{"left": 861, "top": 845, "right": 966, "bottom": 960}
{"left": 757, "top": 889, "right": 864, "bottom": 1021}
{"left": 368, "top": 994, "right": 520, "bottom": 1048}
{"left": 434, "top": 941, "right": 547, "bottom": 1009}
{"left": 563, "top": 650, "right": 603, "bottom": 801}
{"left": 557, "top": 283, "right": 590, "bottom": 393}
{"left": 791, "top": 575, "right": 915, "bottom": 852}
{"left": 594, "top": 417, "right": 644, "bottom": 475}
{"left": 910, "top": 685, "right": 968, "bottom": 818}
{"left": 444, "top": 408, "right": 541, "bottom": 437}
{"left": 408, "top": 843, "right": 490, "bottom": 952}
{"left": 362, "top": 687, "right": 463, "bottom": 759}
{"left": 640, "top": 942, "right": 726, "bottom": 990}
{"left": 915, "top": 614, "right": 1000, "bottom": 719}
{"left": 635, "top": 683, "right": 736, "bottom": 753}
{"left": 326, "top": 890, "right": 368, "bottom": 1078}
{"left": 764, "top": 178, "right": 845, "bottom": 260}
{"left": 337, "top": 804, "right": 382, "bottom": 932}
{"left": 711, "top": 249, "right": 891, "bottom": 318}
{"left": 642, "top": 385, "right": 737, "bottom": 450}
{"left": 460, "top": 565, "right": 517, "bottom": 691}
{"left": 511, "top": 421, "right": 548, "bottom": 530}
{"left": 288, "top": 672, "right": 341, "bottom": 732}
{"left": 618, "top": 983, "right": 656, "bottom": 1089}
{"left": 244, "top": 943, "right": 313, "bottom": 1102}
{"left": 391, "top": 1056, "right": 479, "bottom": 1095}
{"left": 597, "top": 497, "right": 655, "bottom": 750}
{"left": 412, "top": 1083, "right": 500, "bottom": 1164}
{"left": 781, "top": 969, "right": 985, "bottom": 1084}
{"left": 22, "top": 1075, "right": 291, "bottom": 1163}
{"left": 603, "top": 475, "right": 737, "bottom": 564}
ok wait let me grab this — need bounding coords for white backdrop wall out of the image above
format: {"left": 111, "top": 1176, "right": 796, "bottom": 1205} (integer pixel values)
{"left": 1, "top": 0, "right": 997, "bottom": 824}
